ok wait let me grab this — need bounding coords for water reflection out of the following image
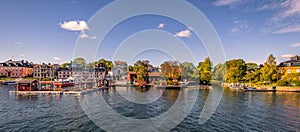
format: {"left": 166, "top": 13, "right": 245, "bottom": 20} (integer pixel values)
{"left": 0, "top": 85, "right": 299, "bottom": 131}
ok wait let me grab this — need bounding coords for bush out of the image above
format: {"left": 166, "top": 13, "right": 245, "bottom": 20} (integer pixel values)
{"left": 291, "top": 80, "right": 300, "bottom": 86}
{"left": 255, "top": 81, "right": 265, "bottom": 86}
{"left": 277, "top": 80, "right": 288, "bottom": 86}
{"left": 42, "top": 78, "right": 51, "bottom": 81}
{"left": 167, "top": 80, "right": 179, "bottom": 85}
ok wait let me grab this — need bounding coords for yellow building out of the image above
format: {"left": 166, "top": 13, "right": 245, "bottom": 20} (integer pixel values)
{"left": 278, "top": 55, "right": 300, "bottom": 80}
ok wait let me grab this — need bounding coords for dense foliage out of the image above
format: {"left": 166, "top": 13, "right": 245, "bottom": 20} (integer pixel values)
{"left": 197, "top": 57, "right": 212, "bottom": 85}
{"left": 133, "top": 60, "right": 149, "bottom": 82}
{"left": 60, "top": 53, "right": 299, "bottom": 86}
{"left": 160, "top": 61, "right": 181, "bottom": 82}
{"left": 180, "top": 62, "right": 197, "bottom": 81}
{"left": 225, "top": 59, "right": 246, "bottom": 83}
{"left": 259, "top": 54, "right": 278, "bottom": 83}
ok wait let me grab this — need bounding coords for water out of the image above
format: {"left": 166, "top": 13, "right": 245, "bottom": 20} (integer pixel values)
{"left": 0, "top": 85, "right": 299, "bottom": 131}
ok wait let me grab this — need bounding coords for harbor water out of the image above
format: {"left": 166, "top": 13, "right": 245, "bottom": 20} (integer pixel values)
{"left": 0, "top": 85, "right": 299, "bottom": 131}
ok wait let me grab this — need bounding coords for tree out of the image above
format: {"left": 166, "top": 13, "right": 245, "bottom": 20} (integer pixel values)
{"left": 225, "top": 59, "right": 246, "bottom": 83}
{"left": 128, "top": 65, "right": 134, "bottom": 71}
{"left": 198, "top": 57, "right": 212, "bottom": 85}
{"left": 133, "top": 60, "right": 149, "bottom": 82}
{"left": 260, "top": 54, "right": 278, "bottom": 84}
{"left": 61, "top": 62, "right": 69, "bottom": 68}
{"left": 180, "top": 62, "right": 197, "bottom": 81}
{"left": 73, "top": 57, "right": 86, "bottom": 67}
{"left": 160, "top": 61, "right": 181, "bottom": 81}
{"left": 282, "top": 73, "right": 300, "bottom": 85}
{"left": 86, "top": 61, "right": 97, "bottom": 68}
{"left": 212, "top": 63, "right": 225, "bottom": 81}
{"left": 243, "top": 62, "right": 260, "bottom": 85}
{"left": 98, "top": 59, "right": 113, "bottom": 71}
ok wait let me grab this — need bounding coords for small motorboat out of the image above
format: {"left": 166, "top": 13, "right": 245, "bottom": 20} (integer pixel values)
{"left": 3, "top": 81, "right": 16, "bottom": 85}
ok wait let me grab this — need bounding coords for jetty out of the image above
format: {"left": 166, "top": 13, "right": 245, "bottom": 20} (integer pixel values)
{"left": 9, "top": 86, "right": 110, "bottom": 96}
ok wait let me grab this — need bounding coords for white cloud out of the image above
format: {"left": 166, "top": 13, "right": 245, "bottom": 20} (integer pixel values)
{"left": 281, "top": 54, "right": 294, "bottom": 58}
{"left": 80, "top": 33, "right": 89, "bottom": 38}
{"left": 256, "top": 2, "right": 280, "bottom": 11}
{"left": 273, "top": 24, "right": 300, "bottom": 34}
{"left": 15, "top": 42, "right": 22, "bottom": 45}
{"left": 174, "top": 29, "right": 192, "bottom": 38}
{"left": 19, "top": 54, "right": 25, "bottom": 57}
{"left": 53, "top": 57, "right": 62, "bottom": 61}
{"left": 230, "top": 20, "right": 251, "bottom": 36}
{"left": 213, "top": 0, "right": 242, "bottom": 7}
{"left": 60, "top": 20, "right": 89, "bottom": 31}
{"left": 90, "top": 36, "right": 97, "bottom": 39}
{"left": 157, "top": 23, "right": 164, "bottom": 29}
{"left": 291, "top": 42, "right": 300, "bottom": 47}
{"left": 263, "top": 0, "right": 300, "bottom": 34}
{"left": 280, "top": 0, "right": 300, "bottom": 18}
{"left": 79, "top": 32, "right": 96, "bottom": 40}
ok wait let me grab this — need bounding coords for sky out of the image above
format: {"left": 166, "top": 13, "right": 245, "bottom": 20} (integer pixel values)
{"left": 0, "top": 0, "right": 300, "bottom": 66}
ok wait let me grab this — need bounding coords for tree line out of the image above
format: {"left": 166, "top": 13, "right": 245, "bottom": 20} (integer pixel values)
{"left": 64, "top": 54, "right": 300, "bottom": 86}
{"left": 213, "top": 54, "right": 300, "bottom": 86}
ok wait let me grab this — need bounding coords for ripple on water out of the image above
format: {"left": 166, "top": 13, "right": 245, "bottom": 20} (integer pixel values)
{"left": 0, "top": 86, "right": 299, "bottom": 131}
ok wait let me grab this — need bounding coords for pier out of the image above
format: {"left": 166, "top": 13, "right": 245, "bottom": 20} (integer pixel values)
{"left": 9, "top": 87, "right": 110, "bottom": 96}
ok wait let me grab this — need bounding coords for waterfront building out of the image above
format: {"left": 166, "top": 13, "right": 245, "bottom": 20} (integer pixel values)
{"left": 127, "top": 71, "right": 163, "bottom": 84}
{"left": 17, "top": 80, "right": 38, "bottom": 91}
{"left": 113, "top": 61, "right": 127, "bottom": 80}
{"left": 33, "top": 63, "right": 59, "bottom": 79}
{"left": 0, "top": 60, "right": 33, "bottom": 78}
{"left": 57, "top": 67, "right": 72, "bottom": 79}
{"left": 127, "top": 71, "right": 137, "bottom": 84}
{"left": 148, "top": 72, "right": 163, "bottom": 82}
{"left": 95, "top": 62, "right": 107, "bottom": 80}
{"left": 278, "top": 55, "right": 300, "bottom": 80}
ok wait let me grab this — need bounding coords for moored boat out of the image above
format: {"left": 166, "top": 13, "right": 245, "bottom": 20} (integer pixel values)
{"left": 3, "top": 81, "right": 16, "bottom": 85}
{"left": 53, "top": 80, "right": 74, "bottom": 87}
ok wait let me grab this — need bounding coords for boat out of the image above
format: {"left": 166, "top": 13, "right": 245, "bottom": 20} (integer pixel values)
{"left": 181, "top": 81, "right": 199, "bottom": 88}
{"left": 3, "top": 81, "right": 16, "bottom": 85}
{"left": 53, "top": 80, "right": 74, "bottom": 87}
{"left": 138, "top": 81, "right": 147, "bottom": 88}
{"left": 242, "top": 87, "right": 276, "bottom": 92}
{"left": 166, "top": 85, "right": 181, "bottom": 89}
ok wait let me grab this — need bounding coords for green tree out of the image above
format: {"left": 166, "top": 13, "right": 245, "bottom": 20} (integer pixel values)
{"left": 212, "top": 63, "right": 226, "bottom": 81}
{"left": 128, "top": 65, "right": 134, "bottom": 71}
{"left": 73, "top": 57, "right": 86, "bottom": 67}
{"left": 260, "top": 54, "right": 278, "bottom": 84}
{"left": 282, "top": 73, "right": 300, "bottom": 85}
{"left": 198, "top": 57, "right": 212, "bottom": 85}
{"left": 98, "top": 59, "right": 113, "bottom": 71}
{"left": 243, "top": 62, "right": 261, "bottom": 85}
{"left": 133, "top": 60, "right": 149, "bottom": 82}
{"left": 180, "top": 62, "right": 197, "bottom": 81}
{"left": 60, "top": 62, "right": 69, "bottom": 68}
{"left": 244, "top": 62, "right": 260, "bottom": 84}
{"left": 225, "top": 59, "right": 246, "bottom": 83}
{"left": 86, "top": 61, "right": 97, "bottom": 68}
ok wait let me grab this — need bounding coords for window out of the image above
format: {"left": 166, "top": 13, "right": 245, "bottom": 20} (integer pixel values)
{"left": 280, "top": 70, "right": 283, "bottom": 74}
{"left": 287, "top": 69, "right": 291, "bottom": 74}
{"left": 296, "top": 69, "right": 300, "bottom": 73}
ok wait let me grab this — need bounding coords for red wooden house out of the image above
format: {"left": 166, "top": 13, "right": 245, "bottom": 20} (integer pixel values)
{"left": 17, "top": 80, "right": 38, "bottom": 91}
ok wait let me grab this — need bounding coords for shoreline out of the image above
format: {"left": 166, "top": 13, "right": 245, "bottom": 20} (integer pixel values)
{"left": 223, "top": 83, "right": 300, "bottom": 92}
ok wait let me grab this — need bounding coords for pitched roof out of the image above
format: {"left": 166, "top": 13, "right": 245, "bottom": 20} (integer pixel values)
{"left": 278, "top": 60, "right": 300, "bottom": 67}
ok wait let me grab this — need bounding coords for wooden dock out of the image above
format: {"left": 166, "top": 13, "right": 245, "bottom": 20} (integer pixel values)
{"left": 9, "top": 87, "right": 110, "bottom": 96}
{"left": 10, "top": 91, "right": 64, "bottom": 95}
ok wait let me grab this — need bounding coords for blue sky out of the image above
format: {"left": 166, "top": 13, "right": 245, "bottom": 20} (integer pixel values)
{"left": 0, "top": 0, "right": 300, "bottom": 66}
